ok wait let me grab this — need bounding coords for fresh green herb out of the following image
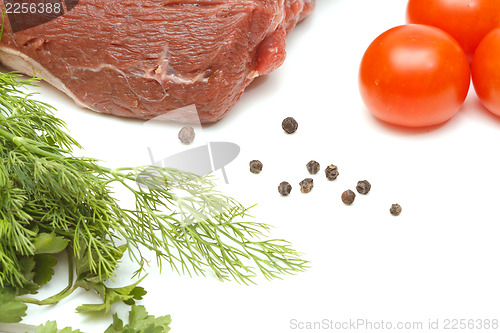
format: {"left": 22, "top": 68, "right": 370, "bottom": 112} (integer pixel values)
{"left": 0, "top": 72, "right": 308, "bottom": 323}
{"left": 0, "top": 288, "right": 27, "bottom": 323}
{"left": 8, "top": 304, "right": 171, "bottom": 333}
{"left": 34, "top": 321, "right": 83, "bottom": 333}
{"left": 104, "top": 305, "right": 172, "bottom": 333}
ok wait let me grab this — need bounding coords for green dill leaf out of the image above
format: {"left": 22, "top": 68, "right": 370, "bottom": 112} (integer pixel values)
{"left": 74, "top": 243, "right": 93, "bottom": 280}
{"left": 33, "top": 233, "right": 69, "bottom": 254}
{"left": 33, "top": 254, "right": 57, "bottom": 286}
{"left": 0, "top": 288, "right": 28, "bottom": 323}
{"left": 75, "top": 242, "right": 127, "bottom": 283}
{"left": 0, "top": 71, "right": 308, "bottom": 310}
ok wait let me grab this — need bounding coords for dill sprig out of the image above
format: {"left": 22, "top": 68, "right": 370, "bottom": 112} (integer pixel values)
{"left": 0, "top": 72, "right": 307, "bottom": 323}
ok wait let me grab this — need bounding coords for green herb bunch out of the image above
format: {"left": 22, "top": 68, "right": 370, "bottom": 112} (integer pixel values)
{"left": 0, "top": 304, "right": 172, "bottom": 332}
{"left": 0, "top": 72, "right": 308, "bottom": 326}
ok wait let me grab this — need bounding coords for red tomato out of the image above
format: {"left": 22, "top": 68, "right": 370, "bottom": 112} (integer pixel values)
{"left": 406, "top": 0, "right": 500, "bottom": 61}
{"left": 471, "top": 27, "right": 500, "bottom": 116}
{"left": 359, "top": 24, "right": 470, "bottom": 128}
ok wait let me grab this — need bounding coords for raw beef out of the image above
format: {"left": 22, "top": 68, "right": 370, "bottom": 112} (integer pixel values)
{"left": 0, "top": 0, "right": 315, "bottom": 123}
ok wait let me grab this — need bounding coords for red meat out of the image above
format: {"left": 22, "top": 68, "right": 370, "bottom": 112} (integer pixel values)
{"left": 0, "top": 0, "right": 314, "bottom": 123}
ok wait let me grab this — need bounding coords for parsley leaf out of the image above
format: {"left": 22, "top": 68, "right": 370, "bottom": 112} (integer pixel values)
{"left": 104, "top": 305, "right": 171, "bottom": 333}
{"left": 34, "top": 321, "right": 82, "bottom": 333}
{"left": 34, "top": 233, "right": 69, "bottom": 254}
{"left": 33, "top": 254, "right": 58, "bottom": 286}
{"left": 76, "top": 277, "right": 147, "bottom": 313}
{"left": 0, "top": 288, "right": 28, "bottom": 323}
{"left": 17, "top": 256, "right": 39, "bottom": 294}
{"left": 27, "top": 305, "right": 170, "bottom": 333}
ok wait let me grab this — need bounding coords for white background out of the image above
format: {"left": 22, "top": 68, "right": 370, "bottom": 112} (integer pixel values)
{"left": 3, "top": 0, "right": 500, "bottom": 332}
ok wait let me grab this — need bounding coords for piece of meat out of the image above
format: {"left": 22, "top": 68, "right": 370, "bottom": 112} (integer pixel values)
{"left": 0, "top": 0, "right": 315, "bottom": 123}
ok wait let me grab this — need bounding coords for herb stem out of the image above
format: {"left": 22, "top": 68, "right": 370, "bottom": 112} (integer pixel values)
{"left": 15, "top": 247, "right": 77, "bottom": 306}
{"left": 16, "top": 284, "right": 78, "bottom": 306}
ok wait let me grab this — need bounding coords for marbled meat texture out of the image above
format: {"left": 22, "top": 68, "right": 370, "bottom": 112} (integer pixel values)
{"left": 0, "top": 0, "right": 315, "bottom": 123}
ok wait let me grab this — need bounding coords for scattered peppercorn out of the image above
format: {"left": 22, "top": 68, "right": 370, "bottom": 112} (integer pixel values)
{"left": 325, "top": 164, "right": 339, "bottom": 181}
{"left": 282, "top": 117, "right": 298, "bottom": 134}
{"left": 178, "top": 126, "right": 195, "bottom": 144}
{"left": 299, "top": 178, "right": 314, "bottom": 193}
{"left": 390, "top": 204, "right": 402, "bottom": 216}
{"left": 306, "top": 160, "right": 320, "bottom": 175}
{"left": 278, "top": 181, "right": 292, "bottom": 196}
{"left": 249, "top": 160, "right": 263, "bottom": 174}
{"left": 356, "top": 180, "right": 371, "bottom": 195}
{"left": 341, "top": 190, "right": 356, "bottom": 205}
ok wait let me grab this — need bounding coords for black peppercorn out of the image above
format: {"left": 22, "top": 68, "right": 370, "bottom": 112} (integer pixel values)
{"left": 356, "top": 180, "right": 371, "bottom": 195}
{"left": 306, "top": 160, "right": 320, "bottom": 175}
{"left": 249, "top": 160, "right": 263, "bottom": 174}
{"left": 325, "top": 164, "right": 339, "bottom": 181}
{"left": 299, "top": 178, "right": 314, "bottom": 193}
{"left": 341, "top": 190, "right": 356, "bottom": 205}
{"left": 390, "top": 204, "right": 402, "bottom": 216}
{"left": 278, "top": 181, "right": 292, "bottom": 196}
{"left": 178, "top": 126, "right": 195, "bottom": 144}
{"left": 282, "top": 117, "right": 298, "bottom": 134}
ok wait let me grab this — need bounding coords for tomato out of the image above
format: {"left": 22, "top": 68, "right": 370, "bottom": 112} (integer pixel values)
{"left": 406, "top": 0, "right": 500, "bottom": 61}
{"left": 359, "top": 24, "right": 470, "bottom": 128}
{"left": 471, "top": 27, "right": 500, "bottom": 116}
